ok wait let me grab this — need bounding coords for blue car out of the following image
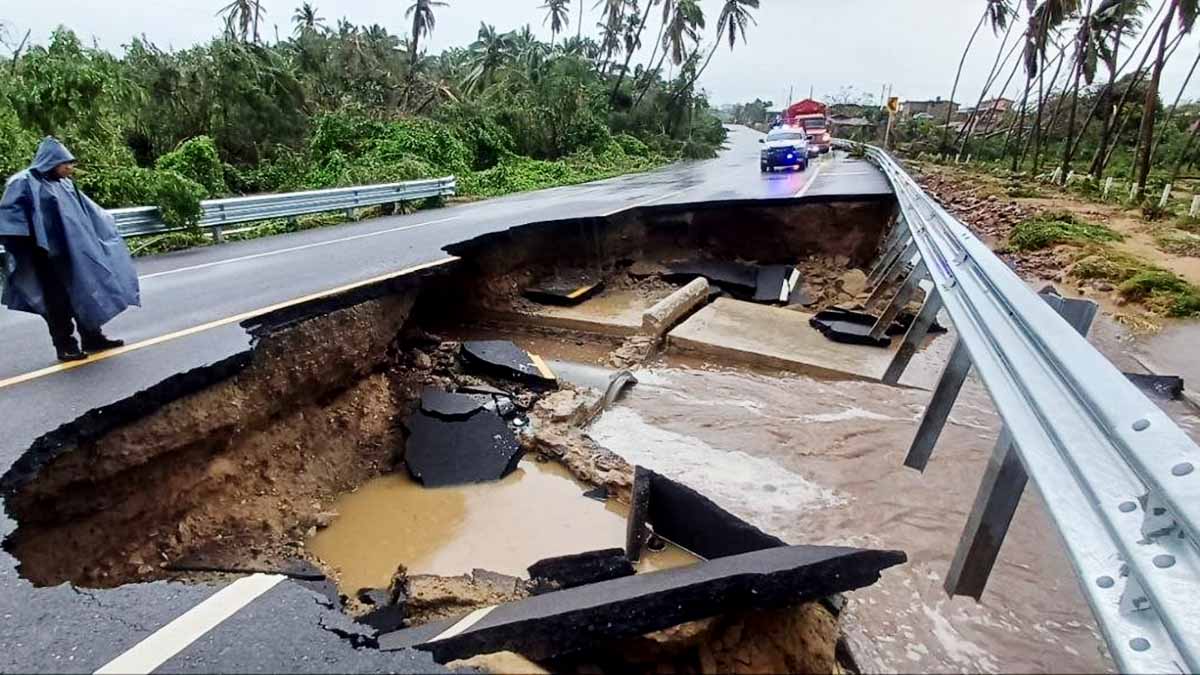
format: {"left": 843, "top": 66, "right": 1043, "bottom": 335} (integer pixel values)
{"left": 759, "top": 127, "right": 810, "bottom": 172}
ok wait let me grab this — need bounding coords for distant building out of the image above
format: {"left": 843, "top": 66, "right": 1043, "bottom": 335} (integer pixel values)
{"left": 902, "top": 98, "right": 958, "bottom": 122}
{"left": 955, "top": 98, "right": 1015, "bottom": 134}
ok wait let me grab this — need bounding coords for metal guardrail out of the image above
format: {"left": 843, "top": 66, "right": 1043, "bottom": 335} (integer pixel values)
{"left": 842, "top": 140, "right": 1200, "bottom": 673}
{"left": 109, "top": 176, "right": 457, "bottom": 237}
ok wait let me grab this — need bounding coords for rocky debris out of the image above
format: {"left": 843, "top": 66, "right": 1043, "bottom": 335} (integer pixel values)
{"left": 534, "top": 388, "right": 601, "bottom": 427}
{"left": 839, "top": 269, "right": 869, "bottom": 297}
{"left": 461, "top": 340, "right": 558, "bottom": 386}
{"left": 608, "top": 335, "right": 658, "bottom": 369}
{"left": 642, "top": 278, "right": 710, "bottom": 337}
{"left": 695, "top": 603, "right": 842, "bottom": 674}
{"left": 645, "top": 469, "right": 785, "bottom": 560}
{"left": 405, "top": 570, "right": 531, "bottom": 626}
{"left": 356, "top": 585, "right": 407, "bottom": 634}
{"left": 447, "top": 651, "right": 550, "bottom": 674}
{"left": 527, "top": 548, "right": 636, "bottom": 594}
{"left": 527, "top": 426, "right": 633, "bottom": 501}
{"left": 380, "top": 544, "right": 907, "bottom": 663}
{"left": 403, "top": 408, "right": 523, "bottom": 487}
{"left": 628, "top": 261, "right": 667, "bottom": 278}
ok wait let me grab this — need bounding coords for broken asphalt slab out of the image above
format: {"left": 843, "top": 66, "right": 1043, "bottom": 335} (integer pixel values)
{"left": 403, "top": 409, "right": 523, "bottom": 487}
{"left": 460, "top": 341, "right": 557, "bottom": 386}
{"left": 753, "top": 265, "right": 796, "bottom": 303}
{"left": 664, "top": 261, "right": 758, "bottom": 295}
{"left": 1124, "top": 372, "right": 1184, "bottom": 401}
{"left": 809, "top": 309, "right": 892, "bottom": 348}
{"left": 420, "top": 387, "right": 489, "bottom": 420}
{"left": 645, "top": 469, "right": 785, "bottom": 560}
{"left": 527, "top": 548, "right": 635, "bottom": 594}
{"left": 524, "top": 280, "right": 606, "bottom": 306}
{"left": 378, "top": 544, "right": 907, "bottom": 663}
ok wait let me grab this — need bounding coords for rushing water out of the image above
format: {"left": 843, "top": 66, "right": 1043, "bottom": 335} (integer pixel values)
{"left": 588, "top": 356, "right": 1132, "bottom": 674}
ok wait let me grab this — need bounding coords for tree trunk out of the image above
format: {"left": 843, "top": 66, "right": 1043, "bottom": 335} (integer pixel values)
{"left": 634, "top": 44, "right": 671, "bottom": 108}
{"left": 578, "top": 0, "right": 584, "bottom": 39}
{"left": 633, "top": 6, "right": 667, "bottom": 102}
{"left": 1010, "top": 73, "right": 1033, "bottom": 171}
{"left": 1058, "top": 0, "right": 1094, "bottom": 184}
{"left": 1134, "top": 2, "right": 1177, "bottom": 198}
{"left": 956, "top": 20, "right": 1019, "bottom": 152}
{"left": 943, "top": 7, "right": 990, "bottom": 153}
{"left": 611, "top": 0, "right": 657, "bottom": 101}
{"left": 666, "top": 41, "right": 719, "bottom": 111}
{"left": 1151, "top": 46, "right": 1200, "bottom": 161}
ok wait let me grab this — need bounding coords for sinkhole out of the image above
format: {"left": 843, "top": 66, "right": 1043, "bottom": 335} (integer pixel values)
{"left": 1, "top": 197, "right": 919, "bottom": 671}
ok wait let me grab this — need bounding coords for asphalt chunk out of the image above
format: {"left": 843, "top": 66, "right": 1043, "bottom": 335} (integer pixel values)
{"left": 403, "top": 409, "right": 524, "bottom": 487}
{"left": 419, "top": 387, "right": 488, "bottom": 420}
{"left": 461, "top": 340, "right": 558, "bottom": 386}
{"left": 528, "top": 548, "right": 635, "bottom": 594}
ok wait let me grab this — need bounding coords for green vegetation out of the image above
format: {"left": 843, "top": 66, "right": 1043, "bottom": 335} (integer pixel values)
{"left": 1154, "top": 228, "right": 1200, "bottom": 257}
{"left": 1007, "top": 212, "right": 1122, "bottom": 251}
{"left": 1, "top": 0, "right": 756, "bottom": 240}
{"left": 1071, "top": 247, "right": 1200, "bottom": 317}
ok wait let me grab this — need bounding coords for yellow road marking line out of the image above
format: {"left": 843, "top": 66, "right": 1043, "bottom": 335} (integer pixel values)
{"left": 566, "top": 284, "right": 596, "bottom": 299}
{"left": 528, "top": 353, "right": 557, "bottom": 381}
{"left": 0, "top": 256, "right": 459, "bottom": 391}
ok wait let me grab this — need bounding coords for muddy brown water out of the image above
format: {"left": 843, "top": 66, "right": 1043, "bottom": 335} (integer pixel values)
{"left": 578, "top": 315, "right": 1200, "bottom": 674}
{"left": 308, "top": 458, "right": 696, "bottom": 593}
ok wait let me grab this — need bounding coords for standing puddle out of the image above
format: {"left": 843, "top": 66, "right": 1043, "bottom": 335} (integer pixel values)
{"left": 308, "top": 458, "right": 694, "bottom": 593}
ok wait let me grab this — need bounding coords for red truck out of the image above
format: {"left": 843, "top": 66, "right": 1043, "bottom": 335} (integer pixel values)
{"left": 783, "top": 99, "right": 832, "bottom": 155}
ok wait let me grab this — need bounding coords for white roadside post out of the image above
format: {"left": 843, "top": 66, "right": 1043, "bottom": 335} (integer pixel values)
{"left": 1103, "top": 177, "right": 1114, "bottom": 200}
{"left": 1189, "top": 195, "right": 1200, "bottom": 218}
{"left": 1159, "top": 184, "right": 1173, "bottom": 209}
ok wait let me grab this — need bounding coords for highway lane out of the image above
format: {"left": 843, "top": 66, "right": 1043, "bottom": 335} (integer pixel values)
{"left": 0, "top": 125, "right": 892, "bottom": 674}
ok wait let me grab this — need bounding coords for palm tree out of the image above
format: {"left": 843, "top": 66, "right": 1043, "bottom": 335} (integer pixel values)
{"left": 634, "top": 0, "right": 702, "bottom": 106}
{"left": 462, "top": 23, "right": 516, "bottom": 94}
{"left": 669, "top": 0, "right": 759, "bottom": 107}
{"left": 612, "top": 0, "right": 658, "bottom": 100}
{"left": 406, "top": 0, "right": 448, "bottom": 66}
{"left": 1134, "top": 0, "right": 1198, "bottom": 197}
{"left": 578, "top": 0, "right": 586, "bottom": 38}
{"left": 292, "top": 3, "right": 326, "bottom": 36}
{"left": 218, "top": 0, "right": 266, "bottom": 43}
{"left": 1086, "top": 0, "right": 1156, "bottom": 176}
{"left": 594, "top": 0, "right": 627, "bottom": 75}
{"left": 542, "top": 0, "right": 572, "bottom": 45}
{"left": 942, "top": 0, "right": 1016, "bottom": 152}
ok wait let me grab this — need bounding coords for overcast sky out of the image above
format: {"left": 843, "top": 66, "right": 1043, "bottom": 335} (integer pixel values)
{"left": 4, "top": 0, "right": 1200, "bottom": 108}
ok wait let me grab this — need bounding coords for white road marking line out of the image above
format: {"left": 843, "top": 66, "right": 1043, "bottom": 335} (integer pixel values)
{"left": 94, "top": 574, "right": 285, "bottom": 675}
{"left": 781, "top": 268, "right": 801, "bottom": 302}
{"left": 795, "top": 160, "right": 825, "bottom": 199}
{"left": 601, "top": 186, "right": 694, "bottom": 217}
{"left": 430, "top": 606, "right": 497, "bottom": 643}
{"left": 139, "top": 215, "right": 462, "bottom": 280}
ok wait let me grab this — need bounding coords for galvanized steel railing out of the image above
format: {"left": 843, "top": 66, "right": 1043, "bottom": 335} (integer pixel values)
{"left": 109, "top": 176, "right": 457, "bottom": 237}
{"left": 844, "top": 140, "right": 1200, "bottom": 673}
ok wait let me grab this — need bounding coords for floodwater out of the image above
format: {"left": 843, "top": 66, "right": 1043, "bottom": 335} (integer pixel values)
{"left": 308, "top": 458, "right": 696, "bottom": 594}
{"left": 586, "top": 348, "right": 1153, "bottom": 674}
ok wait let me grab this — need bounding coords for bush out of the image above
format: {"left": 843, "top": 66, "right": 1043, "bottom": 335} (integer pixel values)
{"left": 1008, "top": 212, "right": 1122, "bottom": 251}
{"left": 368, "top": 117, "right": 471, "bottom": 177}
{"left": 156, "top": 136, "right": 227, "bottom": 197}
{"left": 613, "top": 133, "right": 649, "bottom": 158}
{"left": 78, "top": 166, "right": 204, "bottom": 228}
{"left": 1118, "top": 270, "right": 1200, "bottom": 317}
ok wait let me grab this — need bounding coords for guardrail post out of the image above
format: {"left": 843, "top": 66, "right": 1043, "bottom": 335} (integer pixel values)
{"left": 882, "top": 287, "right": 944, "bottom": 385}
{"left": 869, "top": 261, "right": 928, "bottom": 340}
{"left": 1159, "top": 184, "right": 1173, "bottom": 209}
{"left": 943, "top": 293, "right": 1097, "bottom": 600}
{"left": 211, "top": 225, "right": 224, "bottom": 243}
{"left": 1103, "top": 177, "right": 1114, "bottom": 199}
{"left": 1190, "top": 195, "right": 1200, "bottom": 218}
{"left": 867, "top": 237, "right": 915, "bottom": 293}
{"left": 904, "top": 339, "right": 972, "bottom": 471}
{"left": 864, "top": 250, "right": 913, "bottom": 312}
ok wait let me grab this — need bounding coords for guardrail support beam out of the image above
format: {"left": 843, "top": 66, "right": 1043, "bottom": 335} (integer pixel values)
{"left": 904, "top": 339, "right": 971, "bottom": 472}
{"left": 868, "top": 236, "right": 914, "bottom": 289}
{"left": 870, "top": 261, "right": 927, "bottom": 340}
{"left": 943, "top": 293, "right": 1097, "bottom": 600}
{"left": 882, "top": 287, "right": 944, "bottom": 386}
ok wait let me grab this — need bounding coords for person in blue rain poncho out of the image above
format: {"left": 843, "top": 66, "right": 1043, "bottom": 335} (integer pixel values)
{"left": 0, "top": 137, "right": 139, "bottom": 361}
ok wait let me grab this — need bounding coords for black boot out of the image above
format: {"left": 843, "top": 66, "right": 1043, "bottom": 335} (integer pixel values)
{"left": 55, "top": 338, "right": 88, "bottom": 362}
{"left": 81, "top": 331, "right": 124, "bottom": 352}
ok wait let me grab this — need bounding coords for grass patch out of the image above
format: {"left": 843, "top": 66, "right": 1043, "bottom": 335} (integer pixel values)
{"left": 1008, "top": 211, "right": 1122, "bottom": 252}
{"left": 1154, "top": 229, "right": 1200, "bottom": 257}
{"left": 1070, "top": 247, "right": 1200, "bottom": 317}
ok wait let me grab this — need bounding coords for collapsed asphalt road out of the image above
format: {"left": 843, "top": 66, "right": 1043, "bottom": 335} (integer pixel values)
{"left": 0, "top": 127, "right": 893, "bottom": 674}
